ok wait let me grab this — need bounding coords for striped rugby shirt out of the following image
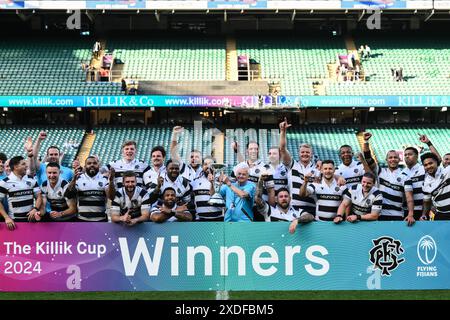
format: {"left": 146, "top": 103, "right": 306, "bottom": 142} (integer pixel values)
{"left": 423, "top": 166, "right": 450, "bottom": 216}
{"left": 107, "top": 159, "right": 150, "bottom": 189}
{"left": 257, "top": 202, "right": 299, "bottom": 222}
{"left": 143, "top": 165, "right": 166, "bottom": 191}
{"left": 286, "top": 159, "right": 320, "bottom": 213}
{"left": 267, "top": 163, "right": 288, "bottom": 192}
{"left": 190, "top": 173, "right": 224, "bottom": 221}
{"left": 41, "top": 178, "right": 76, "bottom": 221}
{"left": 337, "top": 160, "right": 365, "bottom": 188}
{"left": 110, "top": 186, "right": 152, "bottom": 219}
{"left": 160, "top": 175, "right": 192, "bottom": 204}
{"left": 344, "top": 184, "right": 383, "bottom": 216}
{"left": 179, "top": 160, "right": 202, "bottom": 182}
{"left": 377, "top": 166, "right": 407, "bottom": 218}
{"left": 233, "top": 160, "right": 275, "bottom": 204}
{"left": 401, "top": 163, "right": 425, "bottom": 218}
{"left": 306, "top": 179, "right": 346, "bottom": 220}
{"left": 72, "top": 172, "right": 109, "bottom": 221}
{"left": 0, "top": 173, "right": 40, "bottom": 221}
{"left": 150, "top": 202, "right": 190, "bottom": 222}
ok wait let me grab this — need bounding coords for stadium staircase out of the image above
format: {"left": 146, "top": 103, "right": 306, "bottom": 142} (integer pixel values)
{"left": 76, "top": 132, "right": 97, "bottom": 167}
{"left": 226, "top": 37, "right": 238, "bottom": 81}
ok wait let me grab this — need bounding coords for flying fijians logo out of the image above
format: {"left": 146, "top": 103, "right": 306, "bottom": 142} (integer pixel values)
{"left": 369, "top": 236, "right": 405, "bottom": 276}
{"left": 416, "top": 235, "right": 438, "bottom": 277}
{"left": 417, "top": 235, "right": 437, "bottom": 265}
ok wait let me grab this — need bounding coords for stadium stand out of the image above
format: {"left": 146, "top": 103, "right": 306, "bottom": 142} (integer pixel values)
{"left": 0, "top": 37, "right": 122, "bottom": 96}
{"left": 327, "top": 35, "right": 450, "bottom": 95}
{"left": 236, "top": 36, "right": 345, "bottom": 95}
{"left": 0, "top": 126, "right": 85, "bottom": 167}
{"left": 368, "top": 126, "right": 450, "bottom": 166}
{"left": 109, "top": 37, "right": 226, "bottom": 81}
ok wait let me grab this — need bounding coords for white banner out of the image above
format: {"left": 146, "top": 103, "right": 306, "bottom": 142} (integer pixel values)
{"left": 268, "top": 1, "right": 341, "bottom": 9}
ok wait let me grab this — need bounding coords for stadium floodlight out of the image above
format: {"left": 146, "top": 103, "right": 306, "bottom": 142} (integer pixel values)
{"left": 369, "top": 107, "right": 375, "bottom": 112}
{"left": 441, "top": 107, "right": 448, "bottom": 112}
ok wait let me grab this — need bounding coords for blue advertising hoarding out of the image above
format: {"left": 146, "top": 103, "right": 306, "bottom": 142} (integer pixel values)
{"left": 1, "top": 95, "right": 449, "bottom": 108}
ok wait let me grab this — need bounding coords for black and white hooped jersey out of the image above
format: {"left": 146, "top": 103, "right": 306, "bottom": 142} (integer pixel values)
{"left": 423, "top": 166, "right": 450, "bottom": 215}
{"left": 190, "top": 173, "right": 224, "bottom": 221}
{"left": 110, "top": 186, "right": 152, "bottom": 218}
{"left": 377, "top": 166, "right": 407, "bottom": 218}
{"left": 143, "top": 165, "right": 166, "bottom": 191}
{"left": 41, "top": 178, "right": 76, "bottom": 221}
{"left": 306, "top": 179, "right": 346, "bottom": 220}
{"left": 343, "top": 184, "right": 383, "bottom": 216}
{"left": 257, "top": 202, "right": 299, "bottom": 222}
{"left": 160, "top": 175, "right": 192, "bottom": 204}
{"left": 107, "top": 158, "right": 150, "bottom": 189}
{"left": 150, "top": 203, "right": 190, "bottom": 222}
{"left": 286, "top": 159, "right": 320, "bottom": 213}
{"left": 269, "top": 163, "right": 289, "bottom": 192}
{"left": 233, "top": 160, "right": 275, "bottom": 187}
{"left": 73, "top": 172, "right": 109, "bottom": 221}
{"left": 337, "top": 160, "right": 365, "bottom": 188}
{"left": 179, "top": 160, "right": 202, "bottom": 182}
{"left": 402, "top": 163, "right": 425, "bottom": 217}
{"left": 0, "top": 173, "right": 40, "bottom": 221}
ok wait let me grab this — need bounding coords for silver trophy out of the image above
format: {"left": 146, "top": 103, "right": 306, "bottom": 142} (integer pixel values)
{"left": 208, "top": 163, "right": 227, "bottom": 207}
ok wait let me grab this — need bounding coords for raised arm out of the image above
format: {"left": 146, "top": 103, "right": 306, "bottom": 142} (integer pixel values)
{"left": 357, "top": 152, "right": 373, "bottom": 175}
{"left": 231, "top": 141, "right": 245, "bottom": 164}
{"left": 279, "top": 118, "right": 292, "bottom": 167}
{"left": 419, "top": 134, "right": 442, "bottom": 163}
{"left": 32, "top": 131, "right": 47, "bottom": 169}
{"left": 24, "top": 137, "right": 37, "bottom": 176}
{"left": 362, "top": 132, "right": 377, "bottom": 172}
{"left": 170, "top": 126, "right": 183, "bottom": 164}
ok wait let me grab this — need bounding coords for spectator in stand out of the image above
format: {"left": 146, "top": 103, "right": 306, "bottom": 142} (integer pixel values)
{"left": 364, "top": 44, "right": 371, "bottom": 59}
